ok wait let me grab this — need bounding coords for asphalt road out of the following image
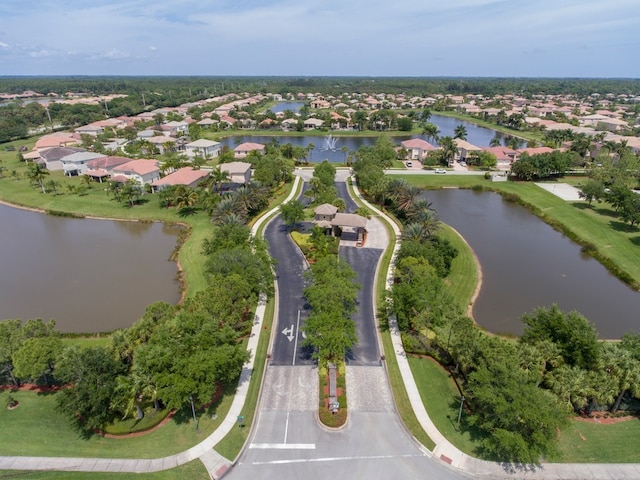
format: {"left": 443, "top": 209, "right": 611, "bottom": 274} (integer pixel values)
{"left": 339, "top": 246, "right": 382, "bottom": 366}
{"left": 264, "top": 212, "right": 314, "bottom": 366}
{"left": 227, "top": 365, "right": 470, "bottom": 480}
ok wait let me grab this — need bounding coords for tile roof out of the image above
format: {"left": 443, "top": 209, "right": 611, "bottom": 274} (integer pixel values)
{"left": 152, "top": 167, "right": 209, "bottom": 187}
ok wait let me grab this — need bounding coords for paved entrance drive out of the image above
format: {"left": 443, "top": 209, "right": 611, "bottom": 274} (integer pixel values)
{"left": 535, "top": 182, "right": 582, "bottom": 201}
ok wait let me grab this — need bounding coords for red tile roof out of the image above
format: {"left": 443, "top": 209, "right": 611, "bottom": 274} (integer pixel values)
{"left": 152, "top": 167, "right": 209, "bottom": 187}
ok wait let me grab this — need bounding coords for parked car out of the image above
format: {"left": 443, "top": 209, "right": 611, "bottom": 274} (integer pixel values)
{"left": 406, "top": 161, "right": 413, "bottom": 168}
{"left": 434, "top": 168, "right": 446, "bottom": 174}
{"left": 459, "top": 161, "right": 467, "bottom": 167}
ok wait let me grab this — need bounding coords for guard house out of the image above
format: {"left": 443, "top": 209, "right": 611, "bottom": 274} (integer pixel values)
{"left": 313, "top": 203, "right": 368, "bottom": 246}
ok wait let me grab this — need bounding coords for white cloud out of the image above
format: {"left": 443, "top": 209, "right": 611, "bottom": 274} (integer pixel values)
{"left": 0, "top": 41, "right": 10, "bottom": 48}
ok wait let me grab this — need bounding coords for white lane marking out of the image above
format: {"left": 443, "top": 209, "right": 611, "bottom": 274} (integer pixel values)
{"left": 284, "top": 411, "right": 289, "bottom": 444}
{"left": 249, "top": 444, "right": 316, "bottom": 450}
{"left": 282, "top": 324, "right": 295, "bottom": 342}
{"left": 247, "top": 453, "right": 423, "bottom": 464}
{"left": 292, "top": 309, "right": 301, "bottom": 365}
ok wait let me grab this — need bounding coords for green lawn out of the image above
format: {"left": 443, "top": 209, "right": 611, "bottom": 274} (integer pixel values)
{"left": 438, "top": 224, "right": 478, "bottom": 314}
{"left": 214, "top": 297, "right": 275, "bottom": 461}
{"left": 555, "top": 418, "right": 640, "bottom": 463}
{"left": 0, "top": 460, "right": 209, "bottom": 480}
{"left": 408, "top": 356, "right": 485, "bottom": 457}
{"left": 0, "top": 383, "right": 235, "bottom": 459}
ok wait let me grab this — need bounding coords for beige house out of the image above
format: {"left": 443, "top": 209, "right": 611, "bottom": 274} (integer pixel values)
{"left": 400, "top": 138, "right": 436, "bottom": 160}
{"left": 219, "top": 161, "right": 252, "bottom": 185}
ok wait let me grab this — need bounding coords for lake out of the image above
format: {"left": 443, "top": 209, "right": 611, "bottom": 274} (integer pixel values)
{"left": 220, "top": 114, "right": 508, "bottom": 162}
{"left": 424, "top": 189, "right": 640, "bottom": 338}
{"left": 0, "top": 203, "right": 181, "bottom": 333}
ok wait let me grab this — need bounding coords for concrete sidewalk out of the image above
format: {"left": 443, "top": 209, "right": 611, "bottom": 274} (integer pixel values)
{"left": 350, "top": 175, "right": 640, "bottom": 480}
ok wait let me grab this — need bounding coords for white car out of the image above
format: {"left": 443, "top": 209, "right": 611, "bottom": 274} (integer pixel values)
{"left": 406, "top": 161, "right": 413, "bottom": 168}
{"left": 434, "top": 168, "right": 446, "bottom": 174}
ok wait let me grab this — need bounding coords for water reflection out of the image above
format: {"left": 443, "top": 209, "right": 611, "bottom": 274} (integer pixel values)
{"left": 424, "top": 189, "right": 640, "bottom": 338}
{"left": 0, "top": 203, "right": 181, "bottom": 333}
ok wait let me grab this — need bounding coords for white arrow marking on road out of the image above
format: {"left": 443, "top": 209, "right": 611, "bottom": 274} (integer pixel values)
{"left": 282, "top": 324, "right": 295, "bottom": 342}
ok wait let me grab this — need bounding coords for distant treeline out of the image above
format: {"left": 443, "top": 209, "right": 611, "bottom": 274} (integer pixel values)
{"left": 1, "top": 76, "right": 639, "bottom": 98}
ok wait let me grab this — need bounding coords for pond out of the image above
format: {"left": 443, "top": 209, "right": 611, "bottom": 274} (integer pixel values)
{"left": 0, "top": 203, "right": 181, "bottom": 333}
{"left": 220, "top": 114, "right": 510, "bottom": 163}
{"left": 269, "top": 101, "right": 305, "bottom": 113}
{"left": 423, "top": 189, "right": 640, "bottom": 338}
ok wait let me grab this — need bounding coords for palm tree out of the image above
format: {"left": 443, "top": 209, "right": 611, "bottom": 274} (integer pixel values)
{"left": 174, "top": 186, "right": 199, "bottom": 212}
{"left": 341, "top": 146, "right": 349, "bottom": 164}
{"left": 546, "top": 365, "right": 589, "bottom": 413}
{"left": 438, "top": 136, "right": 457, "bottom": 166}
{"left": 306, "top": 143, "right": 315, "bottom": 163}
{"left": 198, "top": 190, "right": 220, "bottom": 215}
{"left": 396, "top": 184, "right": 423, "bottom": 213}
{"left": 406, "top": 207, "right": 440, "bottom": 237}
{"left": 421, "top": 123, "right": 440, "bottom": 143}
{"left": 402, "top": 223, "right": 431, "bottom": 243}
{"left": 489, "top": 136, "right": 502, "bottom": 147}
{"left": 211, "top": 196, "right": 245, "bottom": 225}
{"left": 453, "top": 124, "right": 467, "bottom": 140}
{"left": 210, "top": 166, "right": 230, "bottom": 193}
{"left": 45, "top": 179, "right": 61, "bottom": 196}
{"left": 600, "top": 343, "right": 640, "bottom": 413}
{"left": 27, "top": 163, "right": 49, "bottom": 193}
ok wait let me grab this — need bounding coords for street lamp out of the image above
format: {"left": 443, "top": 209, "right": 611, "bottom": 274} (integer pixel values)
{"left": 457, "top": 395, "right": 465, "bottom": 426}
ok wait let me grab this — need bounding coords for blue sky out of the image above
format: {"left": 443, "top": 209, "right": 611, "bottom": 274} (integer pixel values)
{"left": 0, "top": 0, "right": 638, "bottom": 77}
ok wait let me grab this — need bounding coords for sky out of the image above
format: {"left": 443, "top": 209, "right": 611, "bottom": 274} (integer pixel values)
{"left": 0, "top": 0, "right": 638, "bottom": 78}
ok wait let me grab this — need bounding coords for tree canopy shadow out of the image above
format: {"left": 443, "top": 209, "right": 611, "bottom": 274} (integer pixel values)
{"left": 610, "top": 220, "right": 639, "bottom": 233}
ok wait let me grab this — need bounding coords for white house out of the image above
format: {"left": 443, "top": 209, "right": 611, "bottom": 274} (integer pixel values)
{"left": 61, "top": 151, "right": 107, "bottom": 176}
{"left": 112, "top": 160, "right": 161, "bottom": 185}
{"left": 185, "top": 139, "right": 221, "bottom": 159}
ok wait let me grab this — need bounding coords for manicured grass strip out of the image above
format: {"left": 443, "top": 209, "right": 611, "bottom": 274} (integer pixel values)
{"left": 555, "top": 418, "right": 640, "bottom": 463}
{"left": 380, "top": 331, "right": 436, "bottom": 451}
{"left": 0, "top": 460, "right": 208, "bottom": 480}
{"left": 438, "top": 224, "right": 478, "bottom": 314}
{"left": 214, "top": 297, "right": 275, "bottom": 461}
{"left": 407, "top": 356, "right": 485, "bottom": 457}
{"left": 0, "top": 386, "right": 234, "bottom": 459}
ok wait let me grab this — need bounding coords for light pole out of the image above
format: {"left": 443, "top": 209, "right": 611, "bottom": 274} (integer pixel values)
{"left": 457, "top": 395, "right": 465, "bottom": 426}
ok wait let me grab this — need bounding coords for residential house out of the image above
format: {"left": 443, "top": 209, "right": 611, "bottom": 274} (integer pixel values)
{"left": 185, "top": 139, "right": 221, "bottom": 159}
{"left": 61, "top": 151, "right": 107, "bottom": 176}
{"left": 74, "top": 124, "right": 103, "bottom": 136}
{"left": 147, "top": 136, "right": 175, "bottom": 154}
{"left": 38, "top": 146, "right": 85, "bottom": 171}
{"left": 112, "top": 160, "right": 161, "bottom": 185}
{"left": 453, "top": 139, "right": 482, "bottom": 163}
{"left": 482, "top": 146, "right": 519, "bottom": 169}
{"left": 400, "top": 138, "right": 436, "bottom": 161}
{"left": 219, "top": 161, "right": 252, "bottom": 185}
{"left": 151, "top": 167, "right": 210, "bottom": 191}
{"left": 304, "top": 118, "right": 324, "bottom": 130}
{"left": 234, "top": 142, "right": 265, "bottom": 159}
{"left": 281, "top": 118, "right": 299, "bottom": 131}
{"left": 34, "top": 132, "right": 79, "bottom": 151}
{"left": 517, "top": 146, "right": 555, "bottom": 156}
